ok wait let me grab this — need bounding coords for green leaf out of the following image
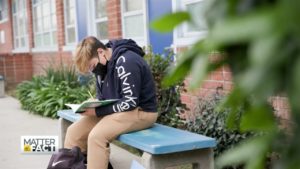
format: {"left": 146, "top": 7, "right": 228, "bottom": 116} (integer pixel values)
{"left": 219, "top": 88, "right": 245, "bottom": 129}
{"left": 207, "top": 9, "right": 277, "bottom": 48}
{"left": 237, "top": 68, "right": 277, "bottom": 101}
{"left": 240, "top": 104, "right": 276, "bottom": 132}
{"left": 249, "top": 33, "right": 282, "bottom": 66}
{"left": 57, "top": 98, "right": 64, "bottom": 107}
{"left": 162, "top": 41, "right": 205, "bottom": 87}
{"left": 189, "top": 55, "right": 209, "bottom": 89}
{"left": 288, "top": 54, "right": 300, "bottom": 113}
{"left": 151, "top": 12, "right": 191, "bottom": 33}
{"left": 216, "top": 136, "right": 270, "bottom": 169}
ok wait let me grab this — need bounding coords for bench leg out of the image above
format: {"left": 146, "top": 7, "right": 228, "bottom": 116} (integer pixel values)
{"left": 58, "top": 117, "right": 72, "bottom": 148}
{"left": 142, "top": 152, "right": 164, "bottom": 169}
{"left": 141, "top": 148, "right": 214, "bottom": 169}
{"left": 192, "top": 148, "right": 214, "bottom": 169}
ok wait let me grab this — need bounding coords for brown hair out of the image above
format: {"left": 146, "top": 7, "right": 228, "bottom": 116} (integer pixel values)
{"left": 74, "top": 36, "right": 107, "bottom": 73}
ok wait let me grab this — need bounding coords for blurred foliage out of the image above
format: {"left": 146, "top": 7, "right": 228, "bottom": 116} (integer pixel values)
{"left": 152, "top": 0, "right": 300, "bottom": 168}
{"left": 144, "top": 47, "right": 188, "bottom": 128}
{"left": 16, "top": 64, "right": 94, "bottom": 118}
{"left": 186, "top": 90, "right": 254, "bottom": 157}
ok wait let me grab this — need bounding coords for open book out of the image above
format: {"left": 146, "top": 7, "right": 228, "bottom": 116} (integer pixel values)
{"left": 65, "top": 99, "right": 118, "bottom": 113}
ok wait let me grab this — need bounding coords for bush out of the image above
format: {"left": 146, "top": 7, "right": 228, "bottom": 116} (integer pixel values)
{"left": 16, "top": 65, "right": 94, "bottom": 118}
{"left": 186, "top": 90, "right": 254, "bottom": 157}
{"left": 16, "top": 49, "right": 188, "bottom": 123}
{"left": 144, "top": 48, "right": 187, "bottom": 128}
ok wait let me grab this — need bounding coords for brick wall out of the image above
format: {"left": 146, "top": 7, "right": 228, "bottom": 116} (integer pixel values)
{"left": 26, "top": 0, "right": 34, "bottom": 49}
{"left": 0, "top": 53, "right": 33, "bottom": 88}
{"left": 56, "top": 0, "right": 65, "bottom": 51}
{"left": 107, "top": 0, "right": 122, "bottom": 39}
{"left": 177, "top": 48, "right": 290, "bottom": 121}
{"left": 180, "top": 66, "right": 234, "bottom": 119}
{"left": 271, "top": 96, "right": 290, "bottom": 120}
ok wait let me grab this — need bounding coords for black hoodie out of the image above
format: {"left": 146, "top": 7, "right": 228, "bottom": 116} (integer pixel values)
{"left": 94, "top": 39, "right": 157, "bottom": 116}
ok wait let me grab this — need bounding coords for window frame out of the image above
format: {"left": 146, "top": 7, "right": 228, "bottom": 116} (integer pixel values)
{"left": 0, "top": 30, "right": 5, "bottom": 44}
{"left": 89, "top": 0, "right": 109, "bottom": 43}
{"left": 0, "top": 0, "right": 8, "bottom": 23}
{"left": 12, "top": 0, "right": 29, "bottom": 53}
{"left": 31, "top": 0, "right": 58, "bottom": 52}
{"left": 63, "top": 0, "right": 78, "bottom": 51}
{"left": 121, "top": 0, "right": 149, "bottom": 47}
{"left": 173, "top": 0, "right": 207, "bottom": 47}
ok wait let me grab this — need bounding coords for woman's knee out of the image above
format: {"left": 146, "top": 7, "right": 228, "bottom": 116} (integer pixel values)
{"left": 88, "top": 129, "right": 108, "bottom": 147}
{"left": 65, "top": 123, "right": 77, "bottom": 139}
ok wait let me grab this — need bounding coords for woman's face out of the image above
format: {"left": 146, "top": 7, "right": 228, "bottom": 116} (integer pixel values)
{"left": 88, "top": 57, "right": 99, "bottom": 72}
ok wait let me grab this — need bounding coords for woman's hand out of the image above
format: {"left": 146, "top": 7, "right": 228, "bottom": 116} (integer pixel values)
{"left": 81, "top": 108, "right": 96, "bottom": 116}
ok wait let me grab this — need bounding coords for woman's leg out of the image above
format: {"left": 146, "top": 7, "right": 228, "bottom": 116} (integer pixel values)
{"left": 87, "top": 108, "right": 158, "bottom": 169}
{"left": 64, "top": 116, "right": 102, "bottom": 152}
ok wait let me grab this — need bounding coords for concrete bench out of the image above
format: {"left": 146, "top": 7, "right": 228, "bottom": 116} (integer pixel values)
{"left": 58, "top": 110, "right": 216, "bottom": 169}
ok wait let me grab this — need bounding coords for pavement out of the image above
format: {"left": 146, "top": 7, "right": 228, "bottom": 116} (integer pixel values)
{"left": 0, "top": 96, "right": 140, "bottom": 169}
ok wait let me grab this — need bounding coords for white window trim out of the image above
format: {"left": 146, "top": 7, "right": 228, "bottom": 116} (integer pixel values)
{"left": 12, "top": 0, "right": 29, "bottom": 50}
{"left": 12, "top": 48, "right": 30, "bottom": 53}
{"left": 31, "top": 46, "right": 59, "bottom": 53}
{"left": 32, "top": 0, "right": 58, "bottom": 50}
{"left": 0, "top": 30, "right": 5, "bottom": 43}
{"left": 121, "top": 0, "right": 149, "bottom": 47}
{"left": 0, "top": 19, "right": 8, "bottom": 24}
{"left": 63, "top": 0, "right": 78, "bottom": 50}
{"left": 87, "top": 0, "right": 109, "bottom": 42}
{"left": 63, "top": 45, "right": 76, "bottom": 52}
{"left": 172, "top": 0, "right": 207, "bottom": 47}
{"left": 0, "top": 0, "right": 8, "bottom": 23}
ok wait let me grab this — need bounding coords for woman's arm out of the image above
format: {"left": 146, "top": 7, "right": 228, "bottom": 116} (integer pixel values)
{"left": 95, "top": 55, "right": 142, "bottom": 116}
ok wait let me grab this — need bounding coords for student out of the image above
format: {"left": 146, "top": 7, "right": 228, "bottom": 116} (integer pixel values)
{"left": 64, "top": 36, "right": 158, "bottom": 169}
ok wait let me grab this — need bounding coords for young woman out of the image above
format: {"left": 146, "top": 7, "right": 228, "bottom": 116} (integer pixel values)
{"left": 64, "top": 36, "right": 158, "bottom": 169}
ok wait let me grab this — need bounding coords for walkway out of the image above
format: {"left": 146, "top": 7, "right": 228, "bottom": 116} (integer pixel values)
{"left": 0, "top": 96, "right": 139, "bottom": 169}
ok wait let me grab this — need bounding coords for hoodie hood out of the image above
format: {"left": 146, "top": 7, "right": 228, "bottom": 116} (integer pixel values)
{"left": 104, "top": 39, "right": 145, "bottom": 78}
{"left": 105, "top": 39, "right": 145, "bottom": 62}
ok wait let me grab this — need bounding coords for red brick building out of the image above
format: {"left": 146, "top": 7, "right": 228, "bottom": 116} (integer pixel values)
{"left": 0, "top": 0, "right": 289, "bottom": 120}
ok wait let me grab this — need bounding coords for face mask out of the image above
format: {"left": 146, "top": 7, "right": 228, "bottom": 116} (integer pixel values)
{"left": 92, "top": 62, "right": 107, "bottom": 78}
{"left": 91, "top": 56, "right": 109, "bottom": 78}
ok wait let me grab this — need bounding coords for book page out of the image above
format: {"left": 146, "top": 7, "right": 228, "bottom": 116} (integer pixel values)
{"left": 65, "top": 99, "right": 119, "bottom": 113}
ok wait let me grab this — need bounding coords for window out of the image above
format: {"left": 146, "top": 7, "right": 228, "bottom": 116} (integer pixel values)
{"left": 64, "top": 0, "right": 77, "bottom": 45}
{"left": 182, "top": 0, "right": 207, "bottom": 36}
{"left": 92, "top": 0, "right": 108, "bottom": 41}
{"left": 0, "top": 0, "right": 8, "bottom": 22}
{"left": 12, "top": 0, "right": 28, "bottom": 49}
{"left": 32, "top": 0, "right": 57, "bottom": 48}
{"left": 173, "top": 0, "right": 208, "bottom": 46}
{"left": 0, "top": 30, "right": 5, "bottom": 43}
{"left": 121, "top": 0, "right": 147, "bottom": 45}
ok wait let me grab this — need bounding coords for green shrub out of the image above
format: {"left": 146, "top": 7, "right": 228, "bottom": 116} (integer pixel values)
{"left": 16, "top": 65, "right": 94, "bottom": 118}
{"left": 186, "top": 90, "right": 254, "bottom": 157}
{"left": 16, "top": 49, "right": 188, "bottom": 123}
{"left": 144, "top": 48, "right": 187, "bottom": 128}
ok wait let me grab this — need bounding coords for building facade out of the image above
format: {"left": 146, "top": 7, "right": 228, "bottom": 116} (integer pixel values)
{"left": 0, "top": 0, "right": 289, "bottom": 120}
{"left": 0, "top": 0, "right": 174, "bottom": 86}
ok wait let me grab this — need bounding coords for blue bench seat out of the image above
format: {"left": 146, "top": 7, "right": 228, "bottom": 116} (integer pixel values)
{"left": 58, "top": 109, "right": 216, "bottom": 169}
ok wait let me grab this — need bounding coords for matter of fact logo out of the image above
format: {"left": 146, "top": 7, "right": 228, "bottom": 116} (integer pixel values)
{"left": 21, "top": 136, "right": 58, "bottom": 154}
